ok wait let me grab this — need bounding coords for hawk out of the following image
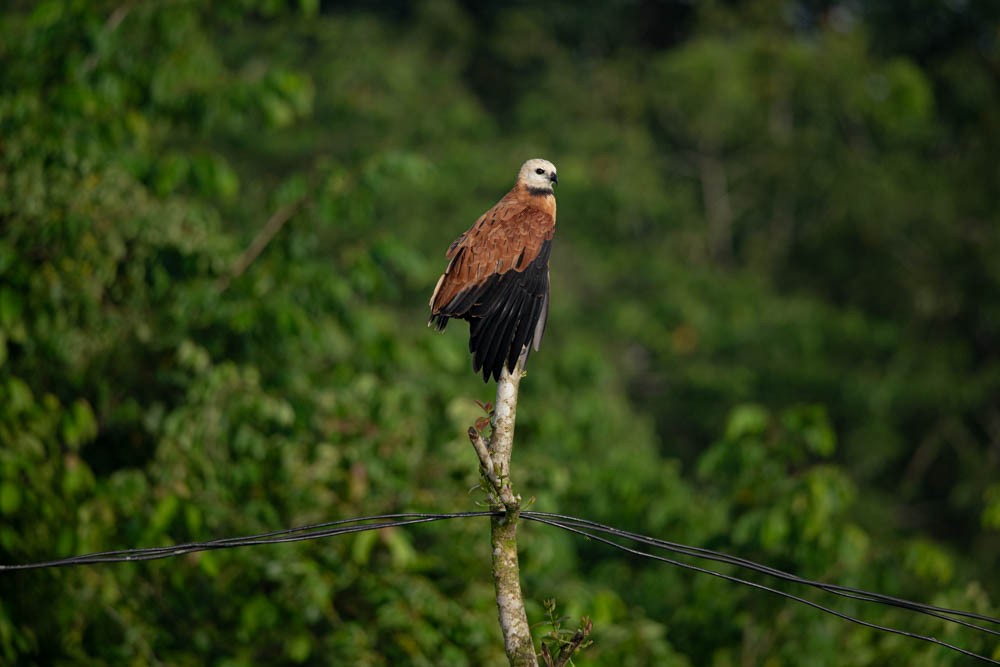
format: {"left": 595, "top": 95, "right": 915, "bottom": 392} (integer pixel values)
{"left": 429, "top": 158, "right": 558, "bottom": 382}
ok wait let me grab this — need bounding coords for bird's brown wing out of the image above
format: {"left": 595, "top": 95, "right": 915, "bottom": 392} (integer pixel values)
{"left": 429, "top": 194, "right": 555, "bottom": 381}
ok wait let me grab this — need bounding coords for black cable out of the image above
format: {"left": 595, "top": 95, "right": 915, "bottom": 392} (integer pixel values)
{"left": 2, "top": 509, "right": 997, "bottom": 663}
{"left": 0, "top": 512, "right": 496, "bottom": 570}
{"left": 522, "top": 511, "right": 1000, "bottom": 635}
{"left": 523, "top": 514, "right": 1000, "bottom": 666}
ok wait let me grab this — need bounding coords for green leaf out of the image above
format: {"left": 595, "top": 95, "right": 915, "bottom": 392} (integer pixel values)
{"left": 285, "top": 632, "right": 312, "bottom": 663}
{"left": 904, "top": 540, "right": 954, "bottom": 585}
{"left": 384, "top": 528, "right": 416, "bottom": 570}
{"left": 724, "top": 404, "right": 770, "bottom": 440}
{"left": 0, "top": 485, "right": 21, "bottom": 515}
{"left": 61, "top": 455, "right": 95, "bottom": 496}
{"left": 149, "top": 494, "right": 180, "bottom": 536}
{"left": 298, "top": 0, "right": 319, "bottom": 18}
{"left": 984, "top": 485, "right": 1000, "bottom": 530}
{"left": 29, "top": 0, "right": 63, "bottom": 28}
{"left": 351, "top": 529, "right": 377, "bottom": 565}
{"left": 61, "top": 399, "right": 97, "bottom": 451}
{"left": 0, "top": 288, "right": 21, "bottom": 329}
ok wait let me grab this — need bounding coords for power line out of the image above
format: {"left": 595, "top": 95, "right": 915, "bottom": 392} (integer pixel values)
{"left": 524, "top": 511, "right": 1000, "bottom": 635}
{"left": 2, "top": 510, "right": 997, "bottom": 663}
{"left": 0, "top": 512, "right": 494, "bottom": 570}
{"left": 521, "top": 513, "right": 1000, "bottom": 666}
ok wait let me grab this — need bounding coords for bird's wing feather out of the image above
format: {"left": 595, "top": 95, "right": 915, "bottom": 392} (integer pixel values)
{"left": 464, "top": 240, "right": 552, "bottom": 381}
{"left": 532, "top": 276, "right": 550, "bottom": 352}
{"left": 429, "top": 191, "right": 555, "bottom": 381}
{"left": 429, "top": 193, "right": 554, "bottom": 317}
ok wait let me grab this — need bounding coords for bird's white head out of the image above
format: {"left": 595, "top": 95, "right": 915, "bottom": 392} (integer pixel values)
{"left": 517, "top": 158, "right": 558, "bottom": 196}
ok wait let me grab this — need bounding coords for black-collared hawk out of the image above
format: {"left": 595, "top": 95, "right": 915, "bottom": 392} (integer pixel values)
{"left": 429, "top": 158, "right": 558, "bottom": 382}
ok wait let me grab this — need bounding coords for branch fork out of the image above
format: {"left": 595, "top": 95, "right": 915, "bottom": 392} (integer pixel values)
{"left": 467, "top": 427, "right": 519, "bottom": 513}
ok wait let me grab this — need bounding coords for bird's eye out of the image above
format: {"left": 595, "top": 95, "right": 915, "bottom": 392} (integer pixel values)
{"left": 535, "top": 168, "right": 545, "bottom": 175}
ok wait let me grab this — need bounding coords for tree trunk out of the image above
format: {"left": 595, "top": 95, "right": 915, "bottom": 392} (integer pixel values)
{"left": 488, "top": 366, "right": 537, "bottom": 667}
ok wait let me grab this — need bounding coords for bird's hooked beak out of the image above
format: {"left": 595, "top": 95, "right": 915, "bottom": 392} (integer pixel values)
{"left": 550, "top": 173, "right": 558, "bottom": 185}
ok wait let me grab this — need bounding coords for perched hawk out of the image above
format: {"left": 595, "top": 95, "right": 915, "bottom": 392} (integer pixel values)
{"left": 429, "top": 158, "right": 558, "bottom": 382}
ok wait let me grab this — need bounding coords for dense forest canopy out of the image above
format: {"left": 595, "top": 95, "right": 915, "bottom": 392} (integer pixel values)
{"left": 2, "top": 1, "right": 999, "bottom": 664}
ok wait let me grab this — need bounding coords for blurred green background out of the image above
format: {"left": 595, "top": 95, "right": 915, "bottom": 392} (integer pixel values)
{"left": 2, "top": 1, "right": 1000, "bottom": 664}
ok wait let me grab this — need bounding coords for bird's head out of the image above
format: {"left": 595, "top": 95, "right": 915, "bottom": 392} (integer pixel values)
{"left": 518, "top": 158, "right": 558, "bottom": 195}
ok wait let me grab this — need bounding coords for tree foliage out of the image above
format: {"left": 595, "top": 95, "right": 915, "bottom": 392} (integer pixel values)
{"left": 2, "top": 1, "right": 999, "bottom": 664}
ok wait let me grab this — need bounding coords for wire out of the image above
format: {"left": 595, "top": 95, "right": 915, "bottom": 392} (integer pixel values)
{"left": 0, "top": 512, "right": 494, "bottom": 570}
{"left": 522, "top": 511, "right": 1000, "bottom": 635}
{"left": 522, "top": 513, "right": 1000, "bottom": 666}
{"left": 2, "top": 510, "right": 997, "bottom": 663}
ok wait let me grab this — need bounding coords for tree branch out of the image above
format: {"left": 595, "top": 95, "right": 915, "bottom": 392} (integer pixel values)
{"left": 217, "top": 200, "right": 302, "bottom": 292}
{"left": 694, "top": 150, "right": 734, "bottom": 266}
{"left": 468, "top": 365, "right": 537, "bottom": 666}
{"left": 540, "top": 616, "right": 593, "bottom": 667}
